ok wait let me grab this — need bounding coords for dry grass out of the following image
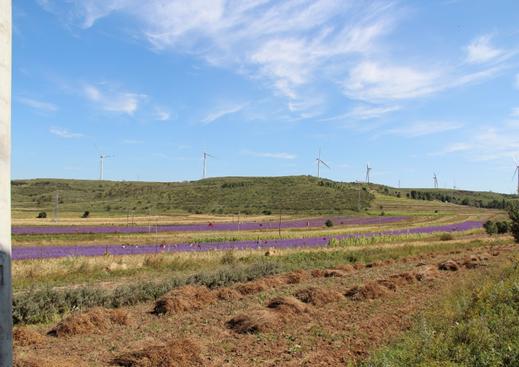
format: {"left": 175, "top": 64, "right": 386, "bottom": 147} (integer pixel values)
{"left": 345, "top": 282, "right": 389, "bottom": 301}
{"left": 48, "top": 307, "right": 132, "bottom": 337}
{"left": 112, "top": 338, "right": 204, "bottom": 367}
{"left": 294, "top": 287, "right": 344, "bottom": 306}
{"left": 226, "top": 310, "right": 277, "bottom": 334}
{"left": 438, "top": 260, "right": 460, "bottom": 271}
{"left": 152, "top": 285, "right": 215, "bottom": 315}
{"left": 13, "top": 327, "right": 44, "bottom": 347}
{"left": 266, "top": 296, "right": 309, "bottom": 314}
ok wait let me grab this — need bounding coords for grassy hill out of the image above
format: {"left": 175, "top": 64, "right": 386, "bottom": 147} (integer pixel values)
{"left": 11, "top": 176, "right": 373, "bottom": 216}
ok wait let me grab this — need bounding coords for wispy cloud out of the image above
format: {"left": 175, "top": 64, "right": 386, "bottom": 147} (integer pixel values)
{"left": 387, "top": 121, "right": 463, "bottom": 138}
{"left": 202, "top": 103, "right": 247, "bottom": 124}
{"left": 18, "top": 96, "right": 58, "bottom": 112}
{"left": 465, "top": 34, "right": 503, "bottom": 64}
{"left": 153, "top": 106, "right": 171, "bottom": 121}
{"left": 83, "top": 83, "right": 146, "bottom": 115}
{"left": 244, "top": 150, "right": 297, "bottom": 160}
{"left": 49, "top": 127, "right": 83, "bottom": 139}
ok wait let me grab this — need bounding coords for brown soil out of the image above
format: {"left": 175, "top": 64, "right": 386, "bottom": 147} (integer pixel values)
{"left": 48, "top": 308, "right": 132, "bottom": 337}
{"left": 152, "top": 285, "right": 216, "bottom": 315}
{"left": 294, "top": 287, "right": 344, "bottom": 306}
{"left": 112, "top": 338, "right": 203, "bottom": 367}
{"left": 14, "top": 356, "right": 84, "bottom": 367}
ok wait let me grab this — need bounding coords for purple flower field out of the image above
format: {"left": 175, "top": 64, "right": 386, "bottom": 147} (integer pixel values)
{"left": 12, "top": 216, "right": 407, "bottom": 235}
{"left": 12, "top": 221, "right": 482, "bottom": 260}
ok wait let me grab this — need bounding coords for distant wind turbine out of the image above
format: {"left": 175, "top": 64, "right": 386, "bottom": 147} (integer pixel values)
{"left": 513, "top": 158, "right": 519, "bottom": 195}
{"left": 365, "top": 163, "right": 372, "bottom": 184}
{"left": 98, "top": 153, "right": 113, "bottom": 181}
{"left": 433, "top": 173, "right": 439, "bottom": 189}
{"left": 202, "top": 152, "right": 214, "bottom": 179}
{"left": 315, "top": 149, "right": 330, "bottom": 178}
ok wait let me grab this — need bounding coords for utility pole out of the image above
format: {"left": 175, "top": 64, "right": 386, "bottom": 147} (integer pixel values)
{"left": 53, "top": 191, "right": 60, "bottom": 222}
{"left": 0, "top": 0, "right": 13, "bottom": 364}
{"left": 278, "top": 208, "right": 282, "bottom": 237}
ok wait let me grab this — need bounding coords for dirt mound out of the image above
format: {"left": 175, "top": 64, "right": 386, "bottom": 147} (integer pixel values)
{"left": 438, "top": 260, "right": 460, "bottom": 271}
{"left": 366, "top": 261, "right": 383, "bottom": 268}
{"left": 376, "top": 279, "right": 398, "bottom": 291}
{"left": 263, "top": 276, "right": 287, "bottom": 287}
{"left": 14, "top": 357, "right": 83, "bottom": 367}
{"left": 226, "top": 310, "right": 277, "bottom": 334}
{"left": 48, "top": 308, "right": 132, "bottom": 337}
{"left": 266, "top": 296, "right": 309, "bottom": 314}
{"left": 153, "top": 285, "right": 216, "bottom": 315}
{"left": 112, "top": 338, "right": 203, "bottom": 367}
{"left": 345, "top": 283, "right": 388, "bottom": 301}
{"left": 235, "top": 280, "right": 268, "bottom": 295}
{"left": 13, "top": 326, "right": 44, "bottom": 346}
{"left": 414, "top": 266, "right": 439, "bottom": 281}
{"left": 353, "top": 263, "right": 366, "bottom": 270}
{"left": 215, "top": 287, "right": 243, "bottom": 301}
{"left": 323, "top": 269, "right": 348, "bottom": 277}
{"left": 334, "top": 264, "right": 355, "bottom": 272}
{"left": 310, "top": 269, "right": 325, "bottom": 278}
{"left": 294, "top": 287, "right": 343, "bottom": 306}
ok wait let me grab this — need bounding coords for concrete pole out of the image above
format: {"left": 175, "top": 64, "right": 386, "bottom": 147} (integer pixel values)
{"left": 0, "top": 0, "right": 13, "bottom": 365}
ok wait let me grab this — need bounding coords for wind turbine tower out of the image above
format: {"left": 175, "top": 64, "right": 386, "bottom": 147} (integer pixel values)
{"left": 315, "top": 149, "right": 330, "bottom": 178}
{"left": 365, "top": 163, "right": 372, "bottom": 184}
{"left": 202, "top": 152, "right": 214, "bottom": 179}
{"left": 99, "top": 154, "right": 112, "bottom": 181}
{"left": 433, "top": 173, "right": 439, "bottom": 189}
{"left": 514, "top": 165, "right": 519, "bottom": 195}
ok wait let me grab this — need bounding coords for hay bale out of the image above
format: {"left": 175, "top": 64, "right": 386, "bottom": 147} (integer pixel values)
{"left": 264, "top": 248, "right": 277, "bottom": 256}
{"left": 226, "top": 310, "right": 276, "bottom": 334}
{"left": 376, "top": 279, "right": 398, "bottom": 291}
{"left": 106, "top": 262, "right": 128, "bottom": 272}
{"left": 48, "top": 308, "right": 132, "bottom": 337}
{"left": 438, "top": 260, "right": 460, "bottom": 271}
{"left": 294, "top": 287, "right": 343, "bottom": 306}
{"left": 235, "top": 280, "right": 268, "bottom": 295}
{"left": 266, "top": 296, "right": 308, "bottom": 314}
{"left": 215, "top": 287, "right": 243, "bottom": 301}
{"left": 281, "top": 270, "right": 310, "bottom": 284}
{"left": 345, "top": 283, "right": 388, "bottom": 301}
{"left": 112, "top": 338, "right": 203, "bottom": 367}
{"left": 13, "top": 326, "right": 44, "bottom": 347}
{"left": 323, "top": 269, "right": 348, "bottom": 277}
{"left": 153, "top": 285, "right": 216, "bottom": 315}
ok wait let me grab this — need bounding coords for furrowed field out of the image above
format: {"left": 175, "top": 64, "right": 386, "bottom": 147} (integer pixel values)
{"left": 11, "top": 177, "right": 519, "bottom": 366}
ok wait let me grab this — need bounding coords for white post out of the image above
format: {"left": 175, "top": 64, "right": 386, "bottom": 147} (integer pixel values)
{"left": 0, "top": 0, "right": 13, "bottom": 365}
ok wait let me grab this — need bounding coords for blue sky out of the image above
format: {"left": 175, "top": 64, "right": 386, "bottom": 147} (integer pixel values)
{"left": 11, "top": 0, "right": 519, "bottom": 193}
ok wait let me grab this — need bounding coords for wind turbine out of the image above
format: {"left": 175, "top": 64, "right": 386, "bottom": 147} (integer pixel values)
{"left": 315, "top": 149, "right": 330, "bottom": 178}
{"left": 513, "top": 159, "right": 519, "bottom": 195}
{"left": 365, "top": 163, "right": 372, "bottom": 184}
{"left": 433, "top": 173, "right": 439, "bottom": 189}
{"left": 202, "top": 152, "right": 214, "bottom": 179}
{"left": 98, "top": 153, "right": 113, "bottom": 181}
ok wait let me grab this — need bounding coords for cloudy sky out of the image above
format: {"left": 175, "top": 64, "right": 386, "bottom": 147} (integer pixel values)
{"left": 12, "top": 0, "right": 519, "bottom": 193}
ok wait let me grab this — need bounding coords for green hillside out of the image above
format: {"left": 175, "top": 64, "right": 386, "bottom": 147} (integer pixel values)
{"left": 11, "top": 176, "right": 373, "bottom": 216}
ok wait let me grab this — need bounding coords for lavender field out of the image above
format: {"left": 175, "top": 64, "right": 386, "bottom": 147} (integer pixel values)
{"left": 12, "top": 215, "right": 407, "bottom": 235}
{"left": 12, "top": 220, "right": 482, "bottom": 260}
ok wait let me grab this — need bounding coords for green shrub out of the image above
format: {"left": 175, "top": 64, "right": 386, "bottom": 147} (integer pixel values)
{"left": 81, "top": 210, "right": 90, "bottom": 218}
{"left": 508, "top": 203, "right": 519, "bottom": 243}
{"left": 439, "top": 233, "right": 454, "bottom": 241}
{"left": 483, "top": 220, "right": 497, "bottom": 235}
{"left": 325, "top": 219, "right": 333, "bottom": 227}
{"left": 36, "top": 211, "right": 47, "bottom": 219}
{"left": 496, "top": 221, "right": 510, "bottom": 234}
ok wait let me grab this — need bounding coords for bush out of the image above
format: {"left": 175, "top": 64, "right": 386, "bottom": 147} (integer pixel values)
{"left": 36, "top": 211, "right": 47, "bottom": 219}
{"left": 439, "top": 233, "right": 454, "bottom": 241}
{"left": 81, "top": 211, "right": 90, "bottom": 218}
{"left": 483, "top": 220, "right": 497, "bottom": 235}
{"left": 325, "top": 219, "right": 334, "bottom": 227}
{"left": 508, "top": 203, "right": 519, "bottom": 243}
{"left": 496, "top": 221, "right": 510, "bottom": 234}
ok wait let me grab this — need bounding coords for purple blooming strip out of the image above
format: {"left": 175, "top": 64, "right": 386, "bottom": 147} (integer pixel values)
{"left": 12, "top": 221, "right": 483, "bottom": 260}
{"left": 12, "top": 216, "right": 407, "bottom": 235}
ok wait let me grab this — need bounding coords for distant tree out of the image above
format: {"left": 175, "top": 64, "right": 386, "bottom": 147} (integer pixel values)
{"left": 36, "top": 211, "right": 47, "bottom": 219}
{"left": 507, "top": 204, "right": 519, "bottom": 243}
{"left": 325, "top": 219, "right": 334, "bottom": 227}
{"left": 81, "top": 211, "right": 90, "bottom": 218}
{"left": 483, "top": 220, "right": 497, "bottom": 236}
{"left": 495, "top": 221, "right": 509, "bottom": 234}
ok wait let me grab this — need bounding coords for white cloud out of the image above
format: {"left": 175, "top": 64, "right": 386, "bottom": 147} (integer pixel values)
{"left": 202, "top": 103, "right": 246, "bottom": 124}
{"left": 83, "top": 83, "right": 145, "bottom": 115}
{"left": 245, "top": 150, "right": 297, "bottom": 160}
{"left": 387, "top": 121, "right": 463, "bottom": 138}
{"left": 349, "top": 104, "right": 400, "bottom": 120}
{"left": 18, "top": 97, "right": 58, "bottom": 112}
{"left": 153, "top": 106, "right": 171, "bottom": 121}
{"left": 465, "top": 35, "right": 503, "bottom": 64}
{"left": 49, "top": 127, "right": 83, "bottom": 139}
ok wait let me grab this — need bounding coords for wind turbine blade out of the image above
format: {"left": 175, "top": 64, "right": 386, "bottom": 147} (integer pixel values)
{"left": 320, "top": 160, "right": 330, "bottom": 169}
{"left": 513, "top": 167, "right": 518, "bottom": 180}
